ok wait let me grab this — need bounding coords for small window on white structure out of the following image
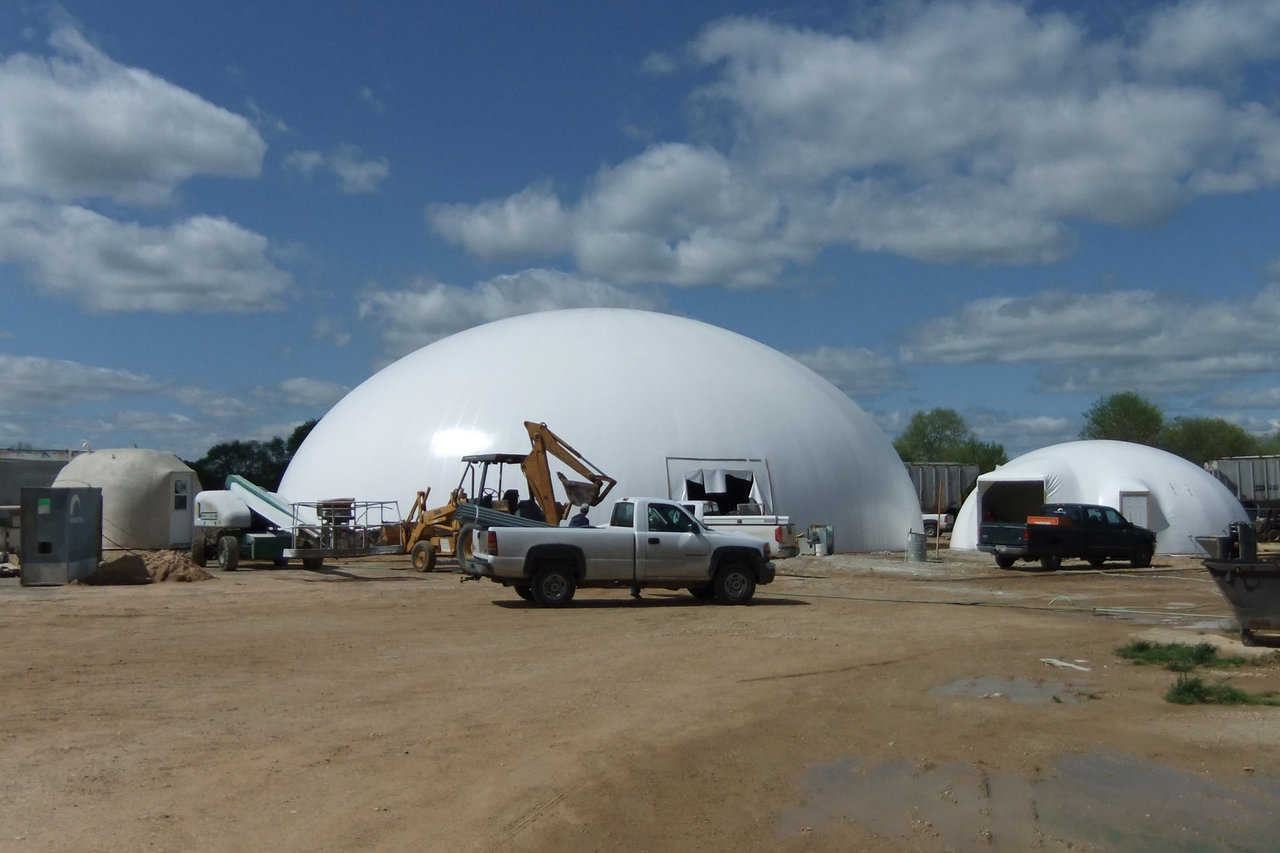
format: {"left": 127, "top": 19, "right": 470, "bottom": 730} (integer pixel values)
{"left": 173, "top": 479, "right": 188, "bottom": 511}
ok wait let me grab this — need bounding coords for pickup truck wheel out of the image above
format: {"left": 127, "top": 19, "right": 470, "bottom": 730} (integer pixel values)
{"left": 995, "top": 554, "right": 1016, "bottom": 570}
{"left": 1088, "top": 555, "right": 1106, "bottom": 569}
{"left": 924, "top": 521, "right": 938, "bottom": 537}
{"left": 410, "top": 541, "right": 437, "bottom": 572}
{"left": 1131, "top": 546, "right": 1153, "bottom": 569}
{"left": 302, "top": 556, "right": 323, "bottom": 571}
{"left": 514, "top": 585, "right": 534, "bottom": 601}
{"left": 216, "top": 535, "right": 239, "bottom": 572}
{"left": 689, "top": 585, "right": 715, "bottom": 602}
{"left": 714, "top": 563, "right": 755, "bottom": 605}
{"left": 532, "top": 566, "right": 576, "bottom": 606}
{"left": 1039, "top": 555, "right": 1061, "bottom": 572}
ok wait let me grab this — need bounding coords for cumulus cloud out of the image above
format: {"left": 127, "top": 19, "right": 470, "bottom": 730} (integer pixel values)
{"left": 0, "top": 354, "right": 157, "bottom": 406}
{"left": 902, "top": 283, "right": 1280, "bottom": 394}
{"left": 358, "top": 85, "right": 387, "bottom": 113}
{"left": 1211, "top": 387, "right": 1280, "bottom": 409}
{"left": 0, "top": 27, "right": 264, "bottom": 204}
{"left": 284, "top": 145, "right": 389, "bottom": 193}
{"left": 641, "top": 51, "right": 679, "bottom": 75}
{"left": 311, "top": 316, "right": 351, "bottom": 348}
{"left": 431, "top": 1, "right": 1280, "bottom": 282}
{"left": 788, "top": 346, "right": 905, "bottom": 397}
{"left": 358, "top": 268, "right": 665, "bottom": 357}
{"left": 0, "top": 201, "right": 293, "bottom": 312}
{"left": 253, "top": 377, "right": 349, "bottom": 409}
{"left": 1136, "top": 0, "right": 1280, "bottom": 74}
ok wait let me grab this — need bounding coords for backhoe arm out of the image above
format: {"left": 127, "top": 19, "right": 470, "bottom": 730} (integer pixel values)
{"left": 522, "top": 421, "right": 617, "bottom": 526}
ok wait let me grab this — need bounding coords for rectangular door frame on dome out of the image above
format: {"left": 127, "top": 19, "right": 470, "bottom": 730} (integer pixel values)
{"left": 1119, "top": 491, "right": 1150, "bottom": 531}
{"left": 664, "top": 456, "right": 777, "bottom": 515}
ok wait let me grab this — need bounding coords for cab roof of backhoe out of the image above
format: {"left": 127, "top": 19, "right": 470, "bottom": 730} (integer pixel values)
{"left": 461, "top": 453, "right": 528, "bottom": 464}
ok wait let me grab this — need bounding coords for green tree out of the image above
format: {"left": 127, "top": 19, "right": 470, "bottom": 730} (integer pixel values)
{"left": 894, "top": 408, "right": 1007, "bottom": 473}
{"left": 1158, "top": 417, "right": 1259, "bottom": 466}
{"left": 1080, "top": 392, "right": 1164, "bottom": 445}
{"left": 285, "top": 419, "right": 319, "bottom": 456}
{"left": 189, "top": 438, "right": 290, "bottom": 491}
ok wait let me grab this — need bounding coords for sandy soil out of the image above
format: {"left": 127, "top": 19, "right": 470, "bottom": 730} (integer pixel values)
{"left": 2, "top": 548, "right": 1278, "bottom": 851}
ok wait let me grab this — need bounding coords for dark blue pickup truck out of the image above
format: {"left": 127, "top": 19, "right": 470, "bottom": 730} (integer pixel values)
{"left": 979, "top": 503, "right": 1156, "bottom": 571}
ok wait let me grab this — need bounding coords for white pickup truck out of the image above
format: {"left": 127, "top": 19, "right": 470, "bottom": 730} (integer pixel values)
{"left": 678, "top": 500, "right": 799, "bottom": 558}
{"left": 464, "top": 497, "right": 776, "bottom": 606}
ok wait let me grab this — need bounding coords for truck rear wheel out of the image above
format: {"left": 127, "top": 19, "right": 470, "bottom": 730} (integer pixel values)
{"left": 216, "top": 535, "right": 239, "bottom": 572}
{"left": 410, "top": 541, "right": 437, "bottom": 572}
{"left": 531, "top": 565, "right": 575, "bottom": 606}
{"left": 1039, "top": 555, "right": 1061, "bottom": 572}
{"left": 302, "top": 556, "right": 323, "bottom": 571}
{"left": 995, "top": 554, "right": 1015, "bottom": 570}
{"left": 1088, "top": 555, "right": 1106, "bottom": 568}
{"left": 514, "top": 585, "right": 534, "bottom": 601}
{"left": 714, "top": 563, "right": 755, "bottom": 605}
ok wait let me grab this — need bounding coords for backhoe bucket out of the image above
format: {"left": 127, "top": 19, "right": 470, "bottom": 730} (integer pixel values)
{"left": 559, "top": 475, "right": 601, "bottom": 506}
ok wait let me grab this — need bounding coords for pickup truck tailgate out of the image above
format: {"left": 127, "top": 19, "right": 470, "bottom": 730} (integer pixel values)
{"left": 979, "top": 523, "right": 1026, "bottom": 548}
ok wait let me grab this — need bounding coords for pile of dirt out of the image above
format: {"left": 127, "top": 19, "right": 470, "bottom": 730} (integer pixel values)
{"left": 78, "top": 551, "right": 214, "bottom": 585}
{"left": 144, "top": 550, "right": 213, "bottom": 583}
{"left": 80, "top": 554, "right": 151, "bottom": 585}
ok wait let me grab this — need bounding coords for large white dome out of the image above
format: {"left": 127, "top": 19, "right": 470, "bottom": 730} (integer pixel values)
{"left": 950, "top": 440, "right": 1248, "bottom": 555}
{"left": 280, "top": 309, "right": 920, "bottom": 551}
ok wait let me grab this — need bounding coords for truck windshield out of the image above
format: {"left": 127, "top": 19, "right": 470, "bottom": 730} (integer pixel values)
{"left": 610, "top": 502, "right": 634, "bottom": 528}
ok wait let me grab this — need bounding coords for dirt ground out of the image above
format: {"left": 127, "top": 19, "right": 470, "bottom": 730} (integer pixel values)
{"left": 2, "top": 547, "right": 1278, "bottom": 852}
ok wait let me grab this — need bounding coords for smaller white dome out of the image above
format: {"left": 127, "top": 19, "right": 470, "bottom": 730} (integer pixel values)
{"left": 950, "top": 440, "right": 1247, "bottom": 555}
{"left": 53, "top": 449, "right": 201, "bottom": 549}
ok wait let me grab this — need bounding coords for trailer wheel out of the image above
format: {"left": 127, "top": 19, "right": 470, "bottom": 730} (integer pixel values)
{"left": 1039, "top": 555, "right": 1061, "bottom": 572}
{"left": 302, "top": 556, "right": 323, "bottom": 571}
{"left": 410, "top": 541, "right": 437, "bottom": 572}
{"left": 531, "top": 565, "right": 576, "bottom": 606}
{"left": 714, "top": 562, "right": 756, "bottom": 604}
{"left": 1131, "top": 546, "right": 1153, "bottom": 569}
{"left": 995, "top": 554, "right": 1016, "bottom": 570}
{"left": 190, "top": 536, "right": 207, "bottom": 568}
{"left": 217, "top": 535, "right": 239, "bottom": 572}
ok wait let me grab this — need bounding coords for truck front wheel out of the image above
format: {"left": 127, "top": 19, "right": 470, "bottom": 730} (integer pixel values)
{"left": 532, "top": 565, "right": 576, "bottom": 606}
{"left": 714, "top": 563, "right": 755, "bottom": 604}
{"left": 216, "top": 535, "right": 239, "bottom": 572}
{"left": 995, "top": 554, "right": 1015, "bottom": 570}
{"left": 1131, "top": 546, "right": 1153, "bottom": 569}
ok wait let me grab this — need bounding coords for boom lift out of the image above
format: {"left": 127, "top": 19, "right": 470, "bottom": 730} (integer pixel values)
{"left": 400, "top": 421, "right": 615, "bottom": 571}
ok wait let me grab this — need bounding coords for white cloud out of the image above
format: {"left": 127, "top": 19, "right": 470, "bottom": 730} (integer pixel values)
{"left": 902, "top": 283, "right": 1280, "bottom": 394}
{"left": 311, "top": 316, "right": 351, "bottom": 348}
{"left": 254, "top": 377, "right": 349, "bottom": 409}
{"left": 0, "top": 201, "right": 292, "bottom": 312}
{"left": 429, "top": 183, "right": 571, "bottom": 257}
{"left": 171, "top": 386, "right": 253, "bottom": 419}
{"left": 0, "top": 354, "right": 157, "bottom": 406}
{"left": 0, "top": 26, "right": 264, "bottom": 204}
{"left": 358, "top": 268, "right": 665, "bottom": 357}
{"left": 358, "top": 85, "right": 387, "bottom": 113}
{"left": 284, "top": 145, "right": 389, "bottom": 194}
{"left": 966, "top": 411, "right": 1075, "bottom": 449}
{"left": 1137, "top": 0, "right": 1280, "bottom": 74}
{"left": 431, "top": 2, "right": 1280, "bottom": 281}
{"left": 788, "top": 346, "right": 905, "bottom": 397}
{"left": 1211, "top": 387, "right": 1280, "bottom": 409}
{"left": 641, "top": 51, "right": 679, "bottom": 75}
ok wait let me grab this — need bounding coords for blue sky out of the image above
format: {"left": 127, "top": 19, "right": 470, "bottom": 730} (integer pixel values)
{"left": 2, "top": 0, "right": 1279, "bottom": 459}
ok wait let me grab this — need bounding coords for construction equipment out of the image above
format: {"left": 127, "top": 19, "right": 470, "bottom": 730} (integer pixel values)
{"left": 401, "top": 421, "right": 616, "bottom": 572}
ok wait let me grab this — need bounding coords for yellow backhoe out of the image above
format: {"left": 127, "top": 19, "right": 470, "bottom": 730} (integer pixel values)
{"left": 399, "top": 421, "right": 615, "bottom": 571}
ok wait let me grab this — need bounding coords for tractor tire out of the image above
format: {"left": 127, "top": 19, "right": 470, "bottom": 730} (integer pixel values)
{"left": 410, "top": 541, "right": 437, "bottom": 572}
{"left": 216, "top": 535, "right": 240, "bottom": 572}
{"left": 456, "top": 523, "right": 477, "bottom": 566}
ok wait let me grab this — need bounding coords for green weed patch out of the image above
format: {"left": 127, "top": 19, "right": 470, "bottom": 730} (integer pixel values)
{"left": 1165, "top": 675, "right": 1280, "bottom": 706}
{"left": 1116, "top": 640, "right": 1247, "bottom": 672}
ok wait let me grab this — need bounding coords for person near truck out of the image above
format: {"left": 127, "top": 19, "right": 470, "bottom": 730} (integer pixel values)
{"left": 568, "top": 506, "right": 590, "bottom": 527}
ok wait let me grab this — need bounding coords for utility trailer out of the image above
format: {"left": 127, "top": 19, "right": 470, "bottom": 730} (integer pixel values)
{"left": 1205, "top": 456, "right": 1280, "bottom": 541}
